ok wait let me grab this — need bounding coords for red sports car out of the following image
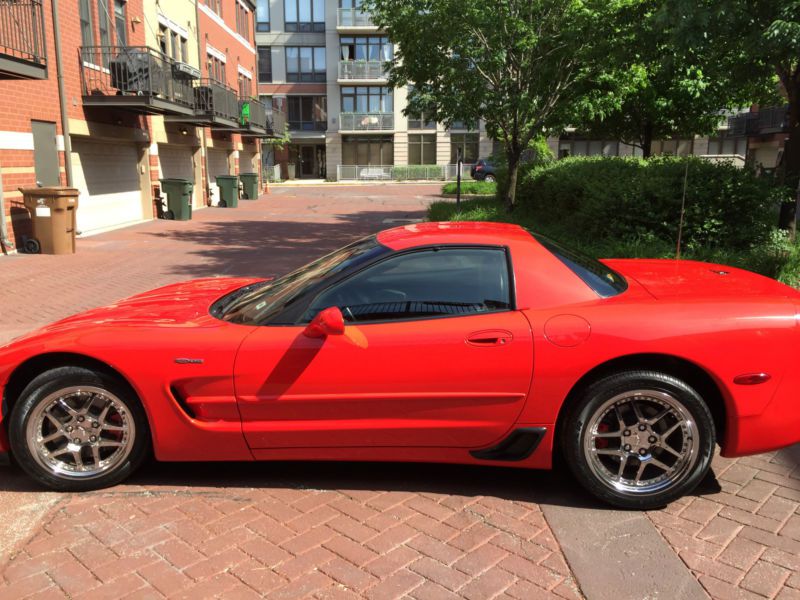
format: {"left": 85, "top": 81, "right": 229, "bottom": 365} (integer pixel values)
{"left": 1, "top": 222, "right": 799, "bottom": 509}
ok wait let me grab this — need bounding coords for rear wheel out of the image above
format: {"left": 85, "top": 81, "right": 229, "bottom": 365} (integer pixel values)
{"left": 561, "top": 371, "right": 715, "bottom": 509}
{"left": 9, "top": 367, "right": 150, "bottom": 491}
{"left": 484, "top": 174, "right": 496, "bottom": 183}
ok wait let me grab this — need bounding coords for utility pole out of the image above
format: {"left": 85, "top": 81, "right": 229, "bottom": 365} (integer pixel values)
{"left": 456, "top": 148, "right": 462, "bottom": 211}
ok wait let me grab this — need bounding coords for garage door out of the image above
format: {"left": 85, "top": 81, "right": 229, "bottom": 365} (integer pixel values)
{"left": 239, "top": 150, "right": 256, "bottom": 174}
{"left": 207, "top": 149, "right": 230, "bottom": 178}
{"left": 159, "top": 144, "right": 197, "bottom": 206}
{"left": 71, "top": 140, "right": 143, "bottom": 236}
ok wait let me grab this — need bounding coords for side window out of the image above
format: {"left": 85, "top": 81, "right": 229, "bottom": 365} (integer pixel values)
{"left": 304, "top": 248, "right": 511, "bottom": 323}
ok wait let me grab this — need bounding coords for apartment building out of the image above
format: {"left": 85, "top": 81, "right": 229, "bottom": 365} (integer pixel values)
{"left": 255, "top": 0, "right": 493, "bottom": 181}
{"left": 0, "top": 0, "right": 276, "bottom": 253}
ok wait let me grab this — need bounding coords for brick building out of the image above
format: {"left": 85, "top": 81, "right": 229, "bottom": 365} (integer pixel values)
{"left": 0, "top": 0, "right": 276, "bottom": 253}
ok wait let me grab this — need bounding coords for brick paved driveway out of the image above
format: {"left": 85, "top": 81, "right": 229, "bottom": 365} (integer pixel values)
{"left": 0, "top": 184, "right": 798, "bottom": 599}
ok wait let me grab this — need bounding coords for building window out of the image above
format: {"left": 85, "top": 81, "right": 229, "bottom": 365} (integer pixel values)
{"left": 114, "top": 0, "right": 127, "bottom": 45}
{"left": 408, "top": 112, "right": 436, "bottom": 130}
{"left": 97, "top": 0, "right": 110, "bottom": 47}
{"left": 207, "top": 0, "right": 222, "bottom": 16}
{"left": 285, "top": 47, "right": 326, "bottom": 82}
{"left": 409, "top": 134, "right": 436, "bottom": 165}
{"left": 207, "top": 53, "right": 227, "bottom": 84}
{"left": 79, "top": 0, "right": 94, "bottom": 47}
{"left": 285, "top": 0, "right": 325, "bottom": 33}
{"left": 256, "top": 0, "right": 270, "bottom": 32}
{"left": 450, "top": 120, "right": 478, "bottom": 131}
{"left": 341, "top": 86, "right": 392, "bottom": 113}
{"left": 287, "top": 96, "right": 328, "bottom": 131}
{"left": 450, "top": 133, "right": 479, "bottom": 164}
{"left": 236, "top": 1, "right": 250, "bottom": 38}
{"left": 238, "top": 73, "right": 252, "bottom": 97}
{"left": 258, "top": 47, "right": 272, "bottom": 82}
{"left": 339, "top": 36, "right": 392, "bottom": 62}
{"left": 342, "top": 136, "right": 394, "bottom": 165}
{"left": 651, "top": 139, "right": 693, "bottom": 156}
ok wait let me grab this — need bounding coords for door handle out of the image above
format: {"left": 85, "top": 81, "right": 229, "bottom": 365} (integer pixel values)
{"left": 466, "top": 330, "right": 513, "bottom": 347}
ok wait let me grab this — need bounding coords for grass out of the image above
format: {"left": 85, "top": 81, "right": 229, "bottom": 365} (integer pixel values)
{"left": 429, "top": 196, "right": 800, "bottom": 286}
{"left": 441, "top": 181, "right": 497, "bottom": 195}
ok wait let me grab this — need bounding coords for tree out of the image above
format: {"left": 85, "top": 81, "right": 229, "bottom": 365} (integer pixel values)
{"left": 365, "top": 0, "right": 634, "bottom": 209}
{"left": 576, "top": 0, "right": 772, "bottom": 157}
{"left": 666, "top": 0, "right": 799, "bottom": 224}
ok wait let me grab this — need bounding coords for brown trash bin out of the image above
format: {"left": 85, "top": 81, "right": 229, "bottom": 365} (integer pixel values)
{"left": 19, "top": 187, "right": 80, "bottom": 255}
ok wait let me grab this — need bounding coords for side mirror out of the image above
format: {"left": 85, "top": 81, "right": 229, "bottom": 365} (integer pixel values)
{"left": 303, "top": 306, "right": 345, "bottom": 338}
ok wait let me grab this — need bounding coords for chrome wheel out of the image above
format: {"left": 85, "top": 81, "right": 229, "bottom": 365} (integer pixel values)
{"left": 26, "top": 386, "right": 136, "bottom": 480}
{"left": 583, "top": 389, "right": 698, "bottom": 496}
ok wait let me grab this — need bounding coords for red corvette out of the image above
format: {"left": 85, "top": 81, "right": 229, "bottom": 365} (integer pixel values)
{"left": 1, "top": 222, "right": 799, "bottom": 508}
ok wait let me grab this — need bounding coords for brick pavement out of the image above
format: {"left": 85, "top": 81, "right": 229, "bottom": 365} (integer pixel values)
{"left": 0, "top": 183, "right": 798, "bottom": 599}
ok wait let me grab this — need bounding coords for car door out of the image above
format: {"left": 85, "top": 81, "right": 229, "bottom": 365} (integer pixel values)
{"left": 233, "top": 246, "right": 534, "bottom": 449}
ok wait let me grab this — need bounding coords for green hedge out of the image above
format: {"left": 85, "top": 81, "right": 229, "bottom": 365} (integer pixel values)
{"left": 391, "top": 165, "right": 444, "bottom": 181}
{"left": 516, "top": 156, "right": 787, "bottom": 251}
{"left": 441, "top": 181, "right": 497, "bottom": 195}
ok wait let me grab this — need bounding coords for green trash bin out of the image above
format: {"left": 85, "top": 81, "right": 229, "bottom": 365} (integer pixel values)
{"left": 160, "top": 178, "right": 194, "bottom": 220}
{"left": 240, "top": 172, "right": 259, "bottom": 200}
{"left": 216, "top": 175, "right": 240, "bottom": 208}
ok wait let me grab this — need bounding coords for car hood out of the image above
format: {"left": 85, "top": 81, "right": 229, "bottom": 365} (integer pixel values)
{"left": 5, "top": 277, "right": 265, "bottom": 344}
{"left": 604, "top": 258, "right": 800, "bottom": 301}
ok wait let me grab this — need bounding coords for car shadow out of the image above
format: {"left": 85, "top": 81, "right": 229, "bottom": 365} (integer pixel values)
{"left": 0, "top": 457, "right": 723, "bottom": 511}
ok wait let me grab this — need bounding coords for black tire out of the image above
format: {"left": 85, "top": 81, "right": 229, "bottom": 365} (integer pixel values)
{"left": 8, "top": 366, "right": 150, "bottom": 492}
{"left": 24, "top": 238, "right": 41, "bottom": 254}
{"left": 560, "top": 370, "right": 715, "bottom": 510}
{"left": 218, "top": 199, "right": 227, "bottom": 208}
{"left": 164, "top": 209, "right": 175, "bottom": 220}
{"left": 484, "top": 174, "right": 496, "bottom": 183}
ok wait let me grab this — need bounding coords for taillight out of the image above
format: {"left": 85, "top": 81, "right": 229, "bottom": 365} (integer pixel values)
{"left": 475, "top": 165, "right": 484, "bottom": 171}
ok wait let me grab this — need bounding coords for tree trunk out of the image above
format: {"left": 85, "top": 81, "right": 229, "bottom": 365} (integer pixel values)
{"left": 505, "top": 151, "right": 521, "bottom": 212}
{"left": 778, "top": 82, "right": 800, "bottom": 231}
{"left": 641, "top": 121, "right": 654, "bottom": 159}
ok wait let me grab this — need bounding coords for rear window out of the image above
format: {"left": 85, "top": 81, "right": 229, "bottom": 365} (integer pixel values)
{"left": 531, "top": 232, "right": 628, "bottom": 297}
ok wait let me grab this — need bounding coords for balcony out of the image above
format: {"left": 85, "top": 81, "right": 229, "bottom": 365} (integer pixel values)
{"left": 337, "top": 7, "right": 378, "bottom": 30}
{"left": 81, "top": 46, "right": 196, "bottom": 116}
{"left": 165, "top": 78, "right": 239, "bottom": 128}
{"left": 237, "top": 97, "right": 268, "bottom": 136}
{"left": 338, "top": 60, "right": 387, "bottom": 82}
{"left": 268, "top": 109, "right": 287, "bottom": 137}
{"left": 727, "top": 107, "right": 790, "bottom": 136}
{"left": 757, "top": 106, "right": 790, "bottom": 134}
{"left": 288, "top": 118, "right": 327, "bottom": 132}
{"left": 0, "top": 0, "right": 46, "bottom": 79}
{"left": 339, "top": 112, "right": 393, "bottom": 131}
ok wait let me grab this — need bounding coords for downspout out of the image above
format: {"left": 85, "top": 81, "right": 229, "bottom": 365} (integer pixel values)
{"left": 196, "top": 1, "right": 211, "bottom": 206}
{"left": 52, "top": 0, "right": 74, "bottom": 187}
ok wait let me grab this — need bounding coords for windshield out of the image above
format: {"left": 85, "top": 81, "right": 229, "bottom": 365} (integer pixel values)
{"left": 530, "top": 232, "right": 628, "bottom": 297}
{"left": 215, "top": 235, "right": 387, "bottom": 325}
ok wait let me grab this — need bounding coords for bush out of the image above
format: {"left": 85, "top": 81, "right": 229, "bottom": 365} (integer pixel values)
{"left": 441, "top": 181, "right": 497, "bottom": 195}
{"left": 517, "top": 156, "right": 788, "bottom": 251}
{"left": 391, "top": 165, "right": 443, "bottom": 181}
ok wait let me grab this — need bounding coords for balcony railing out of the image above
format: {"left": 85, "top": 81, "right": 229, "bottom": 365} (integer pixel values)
{"left": 193, "top": 78, "right": 239, "bottom": 125}
{"left": 339, "top": 112, "right": 394, "bottom": 131}
{"left": 80, "top": 46, "right": 196, "bottom": 115}
{"left": 727, "top": 112, "right": 759, "bottom": 137}
{"left": 288, "top": 118, "right": 327, "bottom": 131}
{"left": 268, "top": 109, "right": 287, "bottom": 136}
{"left": 239, "top": 96, "right": 268, "bottom": 135}
{"left": 337, "top": 8, "right": 377, "bottom": 28}
{"left": 0, "top": 0, "right": 46, "bottom": 79}
{"left": 757, "top": 106, "right": 790, "bottom": 133}
{"left": 338, "top": 60, "right": 387, "bottom": 81}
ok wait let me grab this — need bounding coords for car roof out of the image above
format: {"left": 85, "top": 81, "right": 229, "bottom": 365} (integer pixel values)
{"left": 376, "top": 221, "right": 531, "bottom": 250}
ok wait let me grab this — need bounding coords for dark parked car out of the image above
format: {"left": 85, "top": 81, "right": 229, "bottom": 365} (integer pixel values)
{"left": 470, "top": 159, "right": 496, "bottom": 182}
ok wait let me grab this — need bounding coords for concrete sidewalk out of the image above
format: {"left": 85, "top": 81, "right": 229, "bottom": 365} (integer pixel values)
{"left": 0, "top": 184, "right": 797, "bottom": 599}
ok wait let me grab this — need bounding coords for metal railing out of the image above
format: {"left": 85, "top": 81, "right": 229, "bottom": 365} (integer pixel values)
{"left": 338, "top": 60, "right": 387, "bottom": 80}
{"left": 268, "top": 109, "right": 287, "bottom": 135}
{"left": 339, "top": 112, "right": 394, "bottom": 131}
{"left": 727, "top": 112, "right": 759, "bottom": 136}
{"left": 193, "top": 78, "right": 239, "bottom": 122}
{"left": 337, "top": 163, "right": 474, "bottom": 181}
{"left": 337, "top": 7, "right": 377, "bottom": 28}
{"left": 758, "top": 106, "right": 789, "bottom": 133}
{"left": 240, "top": 96, "right": 267, "bottom": 130}
{"left": 0, "top": 0, "right": 46, "bottom": 67}
{"left": 80, "top": 46, "right": 194, "bottom": 108}
{"left": 288, "top": 119, "right": 327, "bottom": 131}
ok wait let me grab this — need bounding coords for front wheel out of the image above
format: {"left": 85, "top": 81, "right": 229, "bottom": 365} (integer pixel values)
{"left": 561, "top": 371, "right": 715, "bottom": 509}
{"left": 8, "top": 366, "right": 150, "bottom": 492}
{"left": 484, "top": 174, "right": 496, "bottom": 183}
